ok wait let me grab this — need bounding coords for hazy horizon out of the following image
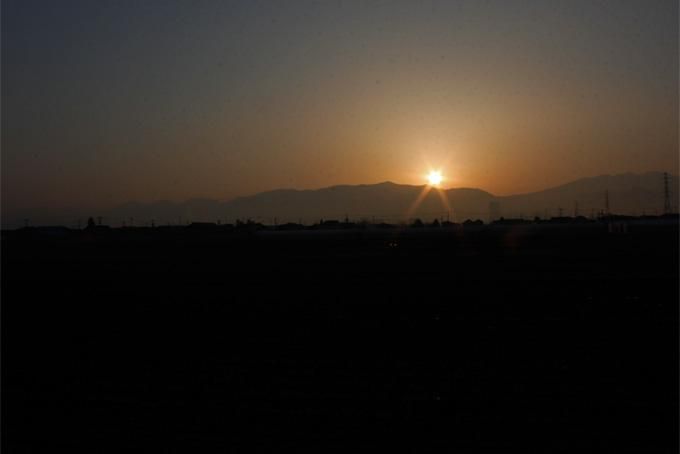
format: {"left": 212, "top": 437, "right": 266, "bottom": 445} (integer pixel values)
{"left": 3, "top": 170, "right": 677, "bottom": 229}
{"left": 6, "top": 169, "right": 679, "bottom": 207}
{"left": 2, "top": 0, "right": 678, "bottom": 220}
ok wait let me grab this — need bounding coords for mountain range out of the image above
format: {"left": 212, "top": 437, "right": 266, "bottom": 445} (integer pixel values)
{"left": 5, "top": 172, "right": 678, "bottom": 228}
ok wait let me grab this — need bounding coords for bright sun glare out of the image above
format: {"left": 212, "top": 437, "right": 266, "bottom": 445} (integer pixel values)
{"left": 427, "top": 170, "right": 443, "bottom": 186}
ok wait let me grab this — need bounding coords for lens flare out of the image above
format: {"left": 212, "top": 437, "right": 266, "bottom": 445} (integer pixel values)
{"left": 427, "top": 171, "right": 443, "bottom": 186}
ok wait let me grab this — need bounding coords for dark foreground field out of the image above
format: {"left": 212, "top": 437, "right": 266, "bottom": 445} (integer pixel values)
{"left": 3, "top": 222, "right": 678, "bottom": 452}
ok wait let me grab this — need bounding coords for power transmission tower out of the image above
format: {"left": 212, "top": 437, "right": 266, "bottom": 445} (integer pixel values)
{"left": 663, "top": 172, "right": 671, "bottom": 214}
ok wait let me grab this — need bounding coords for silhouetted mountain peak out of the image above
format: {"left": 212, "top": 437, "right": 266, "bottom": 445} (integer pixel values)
{"left": 5, "top": 172, "right": 676, "bottom": 229}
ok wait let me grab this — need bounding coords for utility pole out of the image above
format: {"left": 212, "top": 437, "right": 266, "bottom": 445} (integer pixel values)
{"left": 573, "top": 201, "right": 579, "bottom": 218}
{"left": 663, "top": 172, "right": 671, "bottom": 214}
{"left": 604, "top": 190, "right": 610, "bottom": 216}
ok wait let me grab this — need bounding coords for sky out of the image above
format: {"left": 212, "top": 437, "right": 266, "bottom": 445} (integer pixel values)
{"left": 2, "top": 0, "right": 678, "bottom": 221}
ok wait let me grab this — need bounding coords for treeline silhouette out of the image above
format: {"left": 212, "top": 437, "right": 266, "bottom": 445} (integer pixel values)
{"left": 9, "top": 212, "right": 679, "bottom": 238}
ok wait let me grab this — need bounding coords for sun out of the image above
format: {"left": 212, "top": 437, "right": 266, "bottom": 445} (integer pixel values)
{"left": 427, "top": 170, "right": 443, "bottom": 186}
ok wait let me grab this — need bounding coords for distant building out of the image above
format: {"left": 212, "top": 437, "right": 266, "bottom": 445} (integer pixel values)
{"left": 85, "top": 217, "right": 111, "bottom": 234}
{"left": 492, "top": 218, "right": 529, "bottom": 225}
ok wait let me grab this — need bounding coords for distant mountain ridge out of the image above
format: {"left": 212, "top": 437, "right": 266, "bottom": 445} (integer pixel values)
{"left": 4, "top": 172, "right": 678, "bottom": 228}
{"left": 500, "top": 172, "right": 679, "bottom": 219}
